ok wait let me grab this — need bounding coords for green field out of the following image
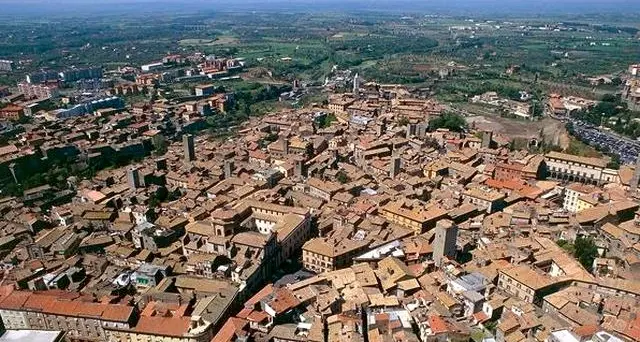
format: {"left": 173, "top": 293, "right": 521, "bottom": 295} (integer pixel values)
{"left": 1, "top": 11, "right": 638, "bottom": 93}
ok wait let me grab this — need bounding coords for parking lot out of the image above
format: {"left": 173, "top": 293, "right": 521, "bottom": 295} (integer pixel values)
{"left": 571, "top": 120, "right": 640, "bottom": 165}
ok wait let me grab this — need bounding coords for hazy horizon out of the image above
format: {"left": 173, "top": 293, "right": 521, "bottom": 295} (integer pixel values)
{"left": 1, "top": 0, "right": 639, "bottom": 17}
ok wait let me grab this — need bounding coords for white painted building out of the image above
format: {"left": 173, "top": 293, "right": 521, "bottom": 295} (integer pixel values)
{"left": 545, "top": 151, "right": 615, "bottom": 185}
{"left": 562, "top": 183, "right": 599, "bottom": 213}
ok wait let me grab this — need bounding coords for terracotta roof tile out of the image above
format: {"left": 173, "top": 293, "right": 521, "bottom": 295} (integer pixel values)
{"left": 247, "top": 310, "right": 269, "bottom": 323}
{"left": 428, "top": 315, "right": 449, "bottom": 334}
{"left": 101, "top": 305, "right": 135, "bottom": 322}
{"left": 245, "top": 284, "right": 274, "bottom": 307}
{"left": 211, "top": 317, "right": 248, "bottom": 342}
{"left": 267, "top": 288, "right": 300, "bottom": 314}
{"left": 134, "top": 316, "right": 191, "bottom": 337}
{"left": 0, "top": 291, "right": 133, "bottom": 323}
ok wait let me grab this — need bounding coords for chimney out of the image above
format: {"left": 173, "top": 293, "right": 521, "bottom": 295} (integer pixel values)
{"left": 190, "top": 316, "right": 202, "bottom": 329}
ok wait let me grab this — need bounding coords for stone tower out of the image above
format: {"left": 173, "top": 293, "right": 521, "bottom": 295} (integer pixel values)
{"left": 433, "top": 219, "right": 458, "bottom": 267}
{"left": 183, "top": 134, "right": 195, "bottom": 162}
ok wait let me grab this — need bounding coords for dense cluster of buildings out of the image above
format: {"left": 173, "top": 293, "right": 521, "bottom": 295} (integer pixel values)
{"left": 471, "top": 92, "right": 532, "bottom": 120}
{"left": 25, "top": 67, "right": 103, "bottom": 85}
{"left": 547, "top": 94, "right": 598, "bottom": 117}
{"left": 2, "top": 55, "right": 640, "bottom": 342}
{"left": 136, "top": 54, "right": 244, "bottom": 87}
{"left": 0, "top": 52, "right": 241, "bottom": 124}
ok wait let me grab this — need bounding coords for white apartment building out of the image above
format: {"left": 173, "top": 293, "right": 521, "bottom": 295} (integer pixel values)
{"left": 562, "top": 183, "right": 599, "bottom": 213}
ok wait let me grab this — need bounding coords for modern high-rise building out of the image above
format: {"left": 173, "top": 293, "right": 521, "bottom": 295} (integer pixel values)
{"left": 0, "top": 59, "right": 14, "bottom": 72}
{"left": 26, "top": 70, "right": 59, "bottom": 84}
{"left": 17, "top": 82, "right": 59, "bottom": 99}
{"left": 433, "top": 219, "right": 458, "bottom": 267}
{"left": 26, "top": 67, "right": 102, "bottom": 84}
{"left": 183, "top": 134, "right": 195, "bottom": 162}
{"left": 50, "top": 96, "right": 124, "bottom": 119}
{"left": 58, "top": 66, "right": 103, "bottom": 82}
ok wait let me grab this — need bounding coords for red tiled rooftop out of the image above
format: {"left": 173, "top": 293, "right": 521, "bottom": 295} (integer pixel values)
{"left": 246, "top": 310, "right": 269, "bottom": 323}
{"left": 0, "top": 291, "right": 133, "bottom": 323}
{"left": 134, "top": 316, "right": 191, "bottom": 337}
{"left": 211, "top": 317, "right": 248, "bottom": 342}
{"left": 236, "top": 308, "right": 253, "bottom": 319}
{"left": 485, "top": 178, "right": 525, "bottom": 191}
{"left": 22, "top": 293, "right": 56, "bottom": 311}
{"left": 473, "top": 311, "right": 489, "bottom": 323}
{"left": 0, "top": 291, "right": 30, "bottom": 310}
{"left": 47, "top": 300, "right": 79, "bottom": 316}
{"left": 75, "top": 303, "right": 107, "bottom": 318}
{"left": 574, "top": 324, "right": 599, "bottom": 337}
{"left": 267, "top": 288, "right": 300, "bottom": 314}
{"left": 249, "top": 150, "right": 269, "bottom": 160}
{"left": 245, "top": 284, "right": 274, "bottom": 307}
{"left": 101, "top": 305, "right": 135, "bottom": 323}
{"left": 625, "top": 316, "right": 640, "bottom": 341}
{"left": 0, "top": 285, "right": 14, "bottom": 298}
{"left": 389, "top": 319, "right": 403, "bottom": 330}
{"left": 428, "top": 315, "right": 449, "bottom": 334}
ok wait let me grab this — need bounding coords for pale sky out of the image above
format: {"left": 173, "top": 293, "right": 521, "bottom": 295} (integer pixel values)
{"left": 0, "top": 0, "right": 637, "bottom": 15}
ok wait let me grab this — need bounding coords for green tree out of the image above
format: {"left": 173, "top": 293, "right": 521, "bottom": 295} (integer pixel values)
{"left": 317, "top": 113, "right": 337, "bottom": 128}
{"left": 336, "top": 170, "right": 350, "bottom": 184}
{"left": 429, "top": 112, "right": 467, "bottom": 132}
{"left": 529, "top": 100, "right": 543, "bottom": 117}
{"left": 574, "top": 237, "right": 599, "bottom": 271}
{"left": 153, "top": 139, "right": 168, "bottom": 156}
{"left": 397, "top": 117, "right": 410, "bottom": 127}
{"left": 606, "top": 154, "right": 620, "bottom": 170}
{"left": 556, "top": 240, "right": 576, "bottom": 255}
{"left": 148, "top": 194, "right": 161, "bottom": 209}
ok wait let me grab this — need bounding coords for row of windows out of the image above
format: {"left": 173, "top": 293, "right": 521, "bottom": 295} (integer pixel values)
{"left": 382, "top": 212, "right": 422, "bottom": 229}
{"left": 549, "top": 167, "right": 598, "bottom": 178}
{"left": 306, "top": 263, "right": 330, "bottom": 273}
{"left": 548, "top": 159, "right": 601, "bottom": 170}
{"left": 304, "top": 251, "right": 332, "bottom": 261}
{"left": 305, "top": 257, "right": 331, "bottom": 268}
